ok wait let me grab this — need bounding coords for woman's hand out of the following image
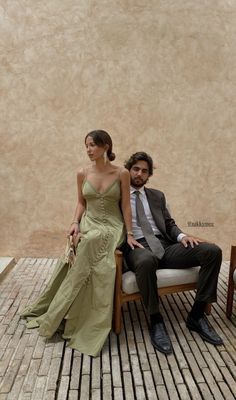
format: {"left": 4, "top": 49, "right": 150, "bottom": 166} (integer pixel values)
{"left": 68, "top": 223, "right": 83, "bottom": 248}
{"left": 73, "top": 232, "right": 83, "bottom": 247}
{"left": 68, "top": 222, "right": 80, "bottom": 237}
{"left": 127, "top": 235, "right": 144, "bottom": 250}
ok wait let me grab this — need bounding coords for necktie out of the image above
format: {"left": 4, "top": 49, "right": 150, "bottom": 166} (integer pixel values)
{"left": 135, "top": 191, "right": 165, "bottom": 259}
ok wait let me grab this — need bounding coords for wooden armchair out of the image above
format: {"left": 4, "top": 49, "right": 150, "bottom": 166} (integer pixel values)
{"left": 226, "top": 244, "right": 236, "bottom": 318}
{"left": 113, "top": 250, "right": 211, "bottom": 334}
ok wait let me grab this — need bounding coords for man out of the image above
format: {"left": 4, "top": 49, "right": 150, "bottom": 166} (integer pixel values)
{"left": 123, "top": 152, "right": 223, "bottom": 355}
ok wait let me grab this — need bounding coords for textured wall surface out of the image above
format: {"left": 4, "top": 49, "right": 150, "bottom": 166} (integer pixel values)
{"left": 1, "top": 1, "right": 235, "bottom": 258}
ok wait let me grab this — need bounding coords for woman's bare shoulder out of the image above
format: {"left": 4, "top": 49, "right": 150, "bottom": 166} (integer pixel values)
{"left": 111, "top": 165, "right": 129, "bottom": 180}
{"left": 77, "top": 166, "right": 91, "bottom": 184}
{"left": 77, "top": 165, "right": 93, "bottom": 178}
{"left": 77, "top": 167, "right": 85, "bottom": 179}
{"left": 111, "top": 165, "right": 127, "bottom": 172}
{"left": 119, "top": 166, "right": 129, "bottom": 177}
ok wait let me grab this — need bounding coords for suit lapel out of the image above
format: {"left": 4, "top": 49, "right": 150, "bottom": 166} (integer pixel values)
{"left": 144, "top": 188, "right": 167, "bottom": 236}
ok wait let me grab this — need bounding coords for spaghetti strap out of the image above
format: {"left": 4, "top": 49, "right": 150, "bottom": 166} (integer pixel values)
{"left": 83, "top": 167, "right": 88, "bottom": 179}
{"left": 118, "top": 166, "right": 124, "bottom": 180}
{"left": 81, "top": 167, "right": 88, "bottom": 187}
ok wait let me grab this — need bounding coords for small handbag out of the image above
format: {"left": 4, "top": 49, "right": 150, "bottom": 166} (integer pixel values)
{"left": 64, "top": 235, "right": 76, "bottom": 267}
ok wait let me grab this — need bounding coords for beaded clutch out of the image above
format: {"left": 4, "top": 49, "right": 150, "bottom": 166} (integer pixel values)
{"left": 64, "top": 235, "right": 76, "bottom": 267}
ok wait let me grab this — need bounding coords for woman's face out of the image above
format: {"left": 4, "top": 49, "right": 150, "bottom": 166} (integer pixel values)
{"left": 85, "top": 136, "right": 106, "bottom": 161}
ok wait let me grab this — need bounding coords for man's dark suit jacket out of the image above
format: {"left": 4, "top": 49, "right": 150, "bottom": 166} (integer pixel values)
{"left": 121, "top": 186, "right": 183, "bottom": 261}
{"left": 144, "top": 187, "right": 182, "bottom": 243}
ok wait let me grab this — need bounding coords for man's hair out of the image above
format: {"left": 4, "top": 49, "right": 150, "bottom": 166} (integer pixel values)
{"left": 124, "top": 152, "right": 154, "bottom": 176}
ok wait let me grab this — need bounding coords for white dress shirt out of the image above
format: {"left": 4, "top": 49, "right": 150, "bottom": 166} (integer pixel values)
{"left": 130, "top": 186, "right": 186, "bottom": 242}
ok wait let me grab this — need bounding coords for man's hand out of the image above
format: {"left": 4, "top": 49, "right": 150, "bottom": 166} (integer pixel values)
{"left": 127, "top": 236, "right": 144, "bottom": 250}
{"left": 181, "top": 235, "right": 204, "bottom": 248}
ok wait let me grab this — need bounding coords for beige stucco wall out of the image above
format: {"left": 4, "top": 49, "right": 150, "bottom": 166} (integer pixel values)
{"left": 1, "top": 1, "right": 235, "bottom": 259}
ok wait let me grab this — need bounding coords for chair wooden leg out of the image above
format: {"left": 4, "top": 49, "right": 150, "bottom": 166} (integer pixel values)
{"left": 205, "top": 303, "right": 211, "bottom": 315}
{"left": 113, "top": 279, "right": 122, "bottom": 334}
{"left": 113, "top": 301, "right": 122, "bottom": 335}
{"left": 113, "top": 250, "right": 123, "bottom": 335}
{"left": 226, "top": 245, "right": 236, "bottom": 319}
{"left": 226, "top": 287, "right": 234, "bottom": 318}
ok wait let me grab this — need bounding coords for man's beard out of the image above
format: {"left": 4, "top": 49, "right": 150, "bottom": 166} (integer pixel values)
{"left": 130, "top": 176, "right": 148, "bottom": 188}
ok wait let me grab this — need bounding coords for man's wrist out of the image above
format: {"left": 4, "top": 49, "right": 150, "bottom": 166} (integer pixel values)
{"left": 177, "top": 233, "right": 187, "bottom": 242}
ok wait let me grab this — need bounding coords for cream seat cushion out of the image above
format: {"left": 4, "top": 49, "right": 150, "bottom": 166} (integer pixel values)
{"left": 122, "top": 266, "right": 200, "bottom": 295}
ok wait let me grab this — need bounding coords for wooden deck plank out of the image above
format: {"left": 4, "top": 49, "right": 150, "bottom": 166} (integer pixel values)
{"left": 118, "top": 328, "right": 131, "bottom": 372}
{"left": 148, "top": 353, "right": 165, "bottom": 386}
{"left": 200, "top": 351, "right": 223, "bottom": 382}
{"left": 31, "top": 375, "right": 47, "bottom": 400}
{"left": 201, "top": 368, "right": 224, "bottom": 399}
{"left": 44, "top": 391, "right": 56, "bottom": 400}
{"left": 0, "top": 358, "right": 22, "bottom": 394}
{"left": 181, "top": 368, "right": 202, "bottom": 400}
{"left": 162, "top": 369, "right": 180, "bottom": 399}
{"left": 135, "top": 385, "right": 146, "bottom": 399}
{"left": 123, "top": 371, "right": 135, "bottom": 399}
{"left": 57, "top": 376, "right": 70, "bottom": 400}
{"left": 184, "top": 352, "right": 205, "bottom": 383}
{"left": 102, "top": 373, "right": 112, "bottom": 399}
{"left": 113, "top": 387, "right": 123, "bottom": 400}
{"left": 91, "top": 355, "right": 101, "bottom": 390}
{"left": 217, "top": 382, "right": 235, "bottom": 400}
{"left": 38, "top": 346, "right": 54, "bottom": 376}
{"left": 197, "top": 383, "right": 214, "bottom": 400}
{"left": 0, "top": 395, "right": 8, "bottom": 400}
{"left": 136, "top": 341, "right": 150, "bottom": 371}
{"left": 70, "top": 353, "right": 82, "bottom": 390}
{"left": 176, "top": 383, "right": 191, "bottom": 400}
{"left": 46, "top": 357, "right": 62, "bottom": 391}
{"left": 61, "top": 346, "right": 73, "bottom": 377}
{"left": 167, "top": 354, "right": 184, "bottom": 385}
{"left": 0, "top": 259, "right": 235, "bottom": 400}
{"left": 80, "top": 374, "right": 90, "bottom": 400}
{"left": 68, "top": 390, "right": 79, "bottom": 400}
{"left": 130, "top": 354, "right": 143, "bottom": 386}
{"left": 21, "top": 358, "right": 41, "bottom": 394}
{"left": 111, "top": 355, "right": 122, "bottom": 388}
{"left": 2, "top": 375, "right": 24, "bottom": 400}
{"left": 143, "top": 370, "right": 158, "bottom": 399}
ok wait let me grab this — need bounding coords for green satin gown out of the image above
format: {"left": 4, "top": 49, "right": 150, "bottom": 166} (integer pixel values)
{"left": 21, "top": 179, "right": 125, "bottom": 357}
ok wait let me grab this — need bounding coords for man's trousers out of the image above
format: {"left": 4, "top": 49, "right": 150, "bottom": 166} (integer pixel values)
{"left": 125, "top": 239, "right": 222, "bottom": 315}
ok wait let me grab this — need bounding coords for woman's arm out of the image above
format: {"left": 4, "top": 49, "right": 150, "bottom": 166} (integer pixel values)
{"left": 120, "top": 168, "right": 132, "bottom": 233}
{"left": 69, "top": 169, "right": 86, "bottom": 237}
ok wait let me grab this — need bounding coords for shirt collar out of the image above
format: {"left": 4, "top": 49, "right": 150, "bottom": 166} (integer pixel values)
{"left": 130, "top": 185, "right": 145, "bottom": 195}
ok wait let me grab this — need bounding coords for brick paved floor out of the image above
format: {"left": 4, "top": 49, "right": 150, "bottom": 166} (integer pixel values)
{"left": 0, "top": 259, "right": 235, "bottom": 399}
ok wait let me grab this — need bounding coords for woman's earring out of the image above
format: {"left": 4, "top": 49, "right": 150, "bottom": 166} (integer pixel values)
{"left": 103, "top": 151, "right": 107, "bottom": 164}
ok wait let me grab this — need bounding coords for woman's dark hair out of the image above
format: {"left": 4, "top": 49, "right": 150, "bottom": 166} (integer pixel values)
{"left": 124, "top": 152, "right": 153, "bottom": 176}
{"left": 85, "top": 130, "right": 115, "bottom": 161}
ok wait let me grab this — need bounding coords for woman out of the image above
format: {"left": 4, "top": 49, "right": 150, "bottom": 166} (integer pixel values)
{"left": 21, "top": 130, "right": 141, "bottom": 356}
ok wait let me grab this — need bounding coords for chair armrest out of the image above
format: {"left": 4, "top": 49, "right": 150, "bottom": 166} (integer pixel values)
{"left": 229, "top": 244, "right": 236, "bottom": 279}
{"left": 115, "top": 249, "right": 123, "bottom": 289}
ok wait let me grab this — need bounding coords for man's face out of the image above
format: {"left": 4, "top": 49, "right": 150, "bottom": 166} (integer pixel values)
{"left": 129, "top": 160, "right": 150, "bottom": 188}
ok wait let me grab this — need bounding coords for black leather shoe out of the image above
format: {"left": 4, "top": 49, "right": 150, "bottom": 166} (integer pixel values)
{"left": 150, "top": 321, "right": 173, "bottom": 354}
{"left": 186, "top": 315, "right": 223, "bottom": 345}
